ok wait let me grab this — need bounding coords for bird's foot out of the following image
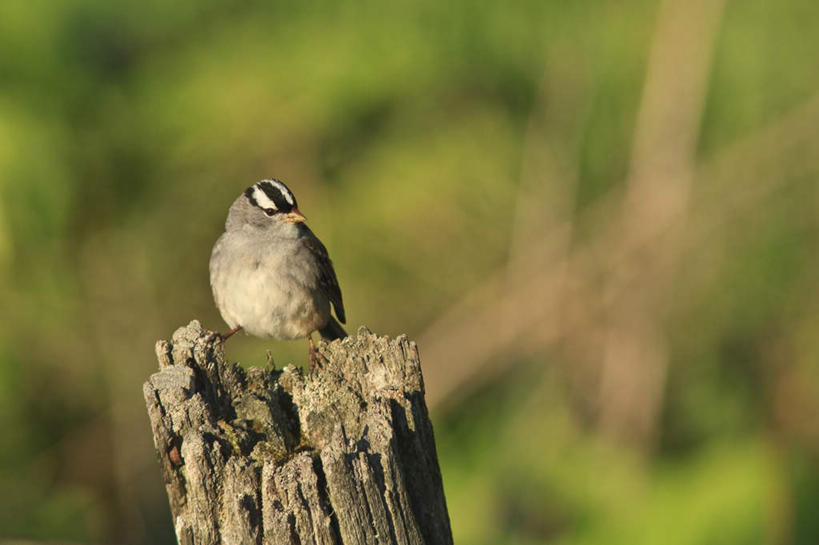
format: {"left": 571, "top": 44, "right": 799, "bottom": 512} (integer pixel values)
{"left": 219, "top": 325, "right": 243, "bottom": 342}
{"left": 309, "top": 337, "right": 319, "bottom": 373}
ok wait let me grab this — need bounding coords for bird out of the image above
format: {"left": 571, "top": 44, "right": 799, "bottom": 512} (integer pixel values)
{"left": 209, "top": 179, "right": 346, "bottom": 365}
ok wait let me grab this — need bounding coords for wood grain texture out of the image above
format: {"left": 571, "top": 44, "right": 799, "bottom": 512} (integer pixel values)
{"left": 144, "top": 321, "right": 452, "bottom": 545}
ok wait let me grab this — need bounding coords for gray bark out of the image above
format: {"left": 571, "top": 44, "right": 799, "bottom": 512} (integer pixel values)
{"left": 144, "top": 320, "right": 453, "bottom": 545}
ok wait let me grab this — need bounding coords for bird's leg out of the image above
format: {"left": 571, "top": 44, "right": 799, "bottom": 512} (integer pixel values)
{"left": 309, "top": 336, "right": 318, "bottom": 372}
{"left": 221, "top": 325, "right": 242, "bottom": 341}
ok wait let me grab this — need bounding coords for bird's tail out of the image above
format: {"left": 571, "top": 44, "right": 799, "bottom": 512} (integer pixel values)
{"left": 319, "top": 317, "right": 347, "bottom": 341}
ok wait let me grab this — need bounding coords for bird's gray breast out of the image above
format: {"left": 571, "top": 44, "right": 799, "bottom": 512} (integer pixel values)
{"left": 209, "top": 232, "right": 330, "bottom": 339}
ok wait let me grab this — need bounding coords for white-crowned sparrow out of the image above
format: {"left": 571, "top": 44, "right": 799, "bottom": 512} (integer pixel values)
{"left": 209, "top": 179, "right": 346, "bottom": 360}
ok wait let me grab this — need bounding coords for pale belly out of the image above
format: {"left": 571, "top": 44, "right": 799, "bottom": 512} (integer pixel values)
{"left": 211, "top": 246, "right": 330, "bottom": 340}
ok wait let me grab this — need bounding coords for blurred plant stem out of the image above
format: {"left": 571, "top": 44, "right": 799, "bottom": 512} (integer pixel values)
{"left": 597, "top": 0, "right": 727, "bottom": 450}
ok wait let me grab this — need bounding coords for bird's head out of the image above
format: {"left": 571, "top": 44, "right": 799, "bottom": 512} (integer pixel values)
{"left": 226, "top": 179, "right": 307, "bottom": 232}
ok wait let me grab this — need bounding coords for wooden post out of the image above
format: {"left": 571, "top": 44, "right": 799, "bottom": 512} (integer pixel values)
{"left": 144, "top": 320, "right": 453, "bottom": 545}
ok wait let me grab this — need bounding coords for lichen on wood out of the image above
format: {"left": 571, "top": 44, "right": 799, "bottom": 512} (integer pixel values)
{"left": 144, "top": 320, "right": 452, "bottom": 545}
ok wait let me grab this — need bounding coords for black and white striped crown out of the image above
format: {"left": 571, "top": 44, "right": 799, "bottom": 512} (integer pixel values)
{"left": 244, "top": 179, "right": 298, "bottom": 214}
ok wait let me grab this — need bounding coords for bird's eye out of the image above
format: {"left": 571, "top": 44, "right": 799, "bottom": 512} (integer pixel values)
{"left": 264, "top": 208, "right": 276, "bottom": 216}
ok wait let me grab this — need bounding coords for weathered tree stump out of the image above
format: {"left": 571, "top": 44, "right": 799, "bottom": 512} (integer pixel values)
{"left": 144, "top": 321, "right": 453, "bottom": 545}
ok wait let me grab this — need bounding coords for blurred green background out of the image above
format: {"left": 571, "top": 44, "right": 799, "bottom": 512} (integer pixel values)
{"left": 2, "top": 0, "right": 819, "bottom": 543}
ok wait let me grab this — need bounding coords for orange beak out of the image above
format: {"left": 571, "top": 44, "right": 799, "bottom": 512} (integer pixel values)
{"left": 283, "top": 209, "right": 306, "bottom": 223}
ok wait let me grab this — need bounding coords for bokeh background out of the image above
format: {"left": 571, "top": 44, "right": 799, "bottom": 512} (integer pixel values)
{"left": 2, "top": 0, "right": 819, "bottom": 543}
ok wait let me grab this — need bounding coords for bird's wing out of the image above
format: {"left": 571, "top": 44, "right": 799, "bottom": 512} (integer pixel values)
{"left": 302, "top": 234, "right": 346, "bottom": 323}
